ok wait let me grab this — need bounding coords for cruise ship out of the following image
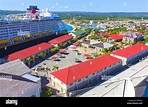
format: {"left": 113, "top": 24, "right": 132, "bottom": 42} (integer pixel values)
{"left": 0, "top": 5, "right": 67, "bottom": 57}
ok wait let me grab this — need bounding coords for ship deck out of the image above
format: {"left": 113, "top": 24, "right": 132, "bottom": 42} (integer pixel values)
{"left": 0, "top": 32, "right": 67, "bottom": 58}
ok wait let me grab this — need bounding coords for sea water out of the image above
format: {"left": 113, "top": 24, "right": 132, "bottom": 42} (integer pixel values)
{"left": 65, "top": 23, "right": 73, "bottom": 32}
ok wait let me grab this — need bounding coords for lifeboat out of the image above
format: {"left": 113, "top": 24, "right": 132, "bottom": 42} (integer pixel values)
{"left": 0, "top": 39, "right": 10, "bottom": 45}
{"left": 24, "top": 34, "right": 32, "bottom": 39}
{"left": 34, "top": 33, "right": 40, "bottom": 36}
{"left": 42, "top": 31, "right": 46, "bottom": 35}
{"left": 13, "top": 36, "right": 22, "bottom": 42}
{"left": 48, "top": 30, "right": 52, "bottom": 33}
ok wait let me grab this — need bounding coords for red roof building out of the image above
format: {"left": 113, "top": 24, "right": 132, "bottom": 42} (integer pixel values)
{"left": 48, "top": 34, "right": 72, "bottom": 45}
{"left": 111, "top": 43, "right": 148, "bottom": 58}
{"left": 111, "top": 43, "right": 148, "bottom": 65}
{"left": 51, "top": 55, "right": 121, "bottom": 85}
{"left": 50, "top": 55, "right": 122, "bottom": 95}
{"left": 108, "top": 34, "right": 124, "bottom": 41}
{"left": 6, "top": 43, "right": 53, "bottom": 61}
{"left": 98, "top": 32, "right": 108, "bottom": 38}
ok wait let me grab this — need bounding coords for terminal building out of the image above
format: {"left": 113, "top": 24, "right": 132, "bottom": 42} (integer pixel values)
{"left": 79, "top": 57, "right": 148, "bottom": 97}
{"left": 50, "top": 55, "right": 122, "bottom": 96}
{"left": 110, "top": 43, "right": 148, "bottom": 65}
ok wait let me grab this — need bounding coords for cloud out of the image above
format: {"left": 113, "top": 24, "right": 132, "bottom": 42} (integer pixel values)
{"left": 90, "top": 2, "right": 93, "bottom": 6}
{"left": 21, "top": 2, "right": 24, "bottom": 6}
{"left": 51, "top": 6, "right": 55, "bottom": 9}
{"left": 124, "top": 2, "right": 127, "bottom": 6}
{"left": 60, "top": 6, "right": 63, "bottom": 9}
{"left": 78, "top": 5, "right": 85, "bottom": 8}
{"left": 64, "top": 6, "right": 69, "bottom": 9}
{"left": 56, "top": 2, "right": 58, "bottom": 6}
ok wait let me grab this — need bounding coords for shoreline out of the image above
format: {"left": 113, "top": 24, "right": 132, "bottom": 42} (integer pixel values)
{"left": 67, "top": 23, "right": 76, "bottom": 32}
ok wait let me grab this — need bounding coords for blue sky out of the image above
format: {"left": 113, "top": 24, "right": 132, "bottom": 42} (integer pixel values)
{"left": 0, "top": 0, "right": 148, "bottom": 12}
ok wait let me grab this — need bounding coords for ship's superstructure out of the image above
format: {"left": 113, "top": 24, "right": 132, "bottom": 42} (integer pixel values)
{"left": 0, "top": 5, "right": 66, "bottom": 47}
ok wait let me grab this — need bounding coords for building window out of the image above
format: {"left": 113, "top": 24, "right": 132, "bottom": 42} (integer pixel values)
{"left": 53, "top": 82, "right": 56, "bottom": 87}
{"left": 88, "top": 79, "right": 92, "bottom": 85}
{"left": 78, "top": 79, "right": 81, "bottom": 82}
{"left": 70, "top": 83, "right": 73, "bottom": 86}
{"left": 73, "top": 86, "right": 78, "bottom": 91}
{"left": 85, "top": 76, "right": 88, "bottom": 79}
{"left": 61, "top": 88, "right": 63, "bottom": 92}
{"left": 61, "top": 82, "right": 63, "bottom": 85}
{"left": 92, "top": 73, "right": 95, "bottom": 75}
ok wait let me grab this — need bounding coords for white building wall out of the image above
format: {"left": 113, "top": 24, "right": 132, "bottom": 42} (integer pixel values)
{"left": 110, "top": 54, "right": 127, "bottom": 65}
{"left": 51, "top": 75, "right": 67, "bottom": 89}
{"left": 69, "top": 33, "right": 76, "bottom": 38}
{"left": 51, "top": 60, "right": 122, "bottom": 94}
{"left": 111, "top": 49, "right": 148, "bottom": 65}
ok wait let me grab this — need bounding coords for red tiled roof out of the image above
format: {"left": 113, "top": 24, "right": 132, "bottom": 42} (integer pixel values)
{"left": 51, "top": 55, "right": 121, "bottom": 85}
{"left": 108, "top": 34, "right": 123, "bottom": 41}
{"left": 120, "top": 32, "right": 144, "bottom": 35}
{"left": 111, "top": 43, "right": 148, "bottom": 58}
{"left": 98, "top": 32, "right": 108, "bottom": 37}
{"left": 48, "top": 34, "right": 72, "bottom": 44}
{"left": 119, "top": 32, "right": 127, "bottom": 35}
{"left": 7, "top": 43, "right": 53, "bottom": 61}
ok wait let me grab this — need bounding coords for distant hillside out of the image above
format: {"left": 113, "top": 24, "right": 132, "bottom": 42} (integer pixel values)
{"left": 0, "top": 10, "right": 25, "bottom": 15}
{"left": 1, "top": 10, "right": 148, "bottom": 20}
{"left": 53, "top": 12, "right": 148, "bottom": 20}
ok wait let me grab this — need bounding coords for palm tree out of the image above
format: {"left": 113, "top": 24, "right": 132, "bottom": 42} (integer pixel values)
{"left": 32, "top": 55, "right": 36, "bottom": 64}
{"left": 45, "top": 66, "right": 51, "bottom": 77}
{"left": 26, "top": 57, "right": 31, "bottom": 66}
{"left": 46, "top": 88, "right": 52, "bottom": 97}
{"left": 78, "top": 41, "right": 82, "bottom": 47}
{"left": 52, "top": 65, "right": 59, "bottom": 71}
{"left": 68, "top": 40, "right": 71, "bottom": 44}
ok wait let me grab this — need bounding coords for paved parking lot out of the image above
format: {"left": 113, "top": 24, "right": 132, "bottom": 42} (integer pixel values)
{"left": 31, "top": 45, "right": 96, "bottom": 73}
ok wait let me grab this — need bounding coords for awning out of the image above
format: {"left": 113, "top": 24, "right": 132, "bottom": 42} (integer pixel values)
{"left": 74, "top": 58, "right": 80, "bottom": 61}
{"left": 52, "top": 55, "right": 58, "bottom": 59}
{"left": 57, "top": 53, "right": 62, "bottom": 57}
{"left": 58, "top": 49, "right": 67, "bottom": 54}
{"left": 73, "top": 42, "right": 79, "bottom": 46}
{"left": 84, "top": 54, "right": 91, "bottom": 57}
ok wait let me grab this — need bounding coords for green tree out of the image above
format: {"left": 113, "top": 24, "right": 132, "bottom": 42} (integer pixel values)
{"left": 78, "top": 41, "right": 82, "bottom": 47}
{"left": 94, "top": 29, "right": 99, "bottom": 35}
{"left": 45, "top": 66, "right": 51, "bottom": 77}
{"left": 26, "top": 57, "right": 31, "bottom": 61}
{"left": 52, "top": 65, "right": 59, "bottom": 71}
{"left": 85, "top": 28, "right": 92, "bottom": 34}
{"left": 49, "top": 46, "right": 59, "bottom": 53}
{"left": 46, "top": 88, "right": 52, "bottom": 96}
{"left": 68, "top": 40, "right": 71, "bottom": 44}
